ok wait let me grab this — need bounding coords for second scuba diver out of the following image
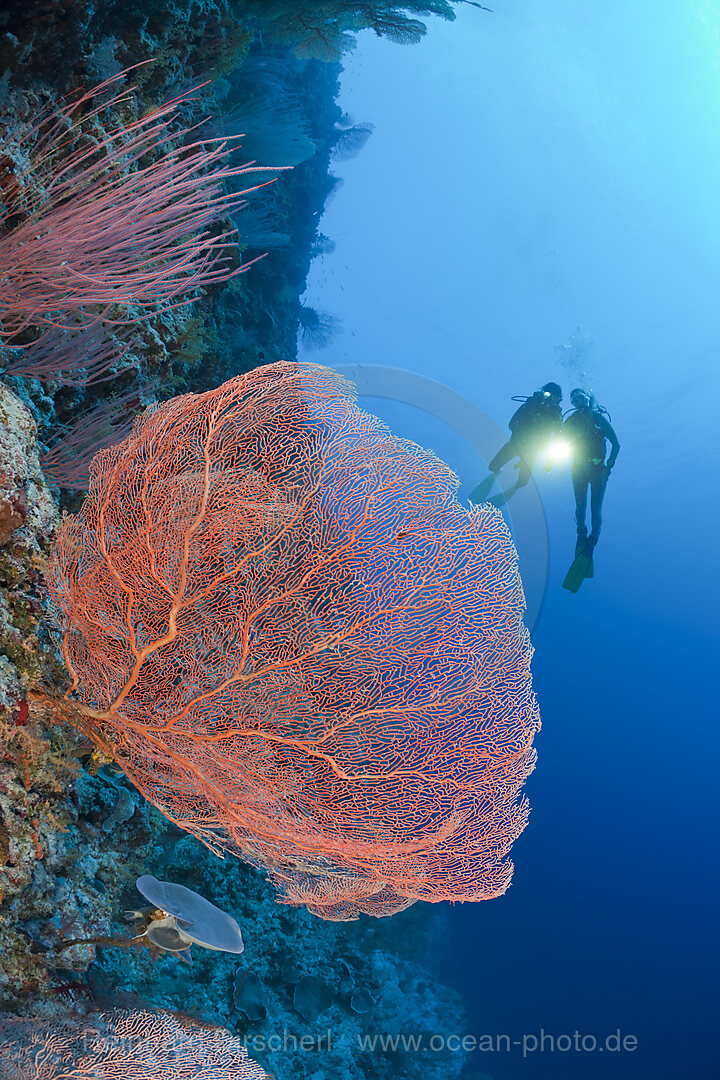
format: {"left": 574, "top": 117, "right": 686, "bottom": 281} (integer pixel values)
{"left": 561, "top": 388, "right": 620, "bottom": 593}
{"left": 563, "top": 388, "right": 620, "bottom": 555}
{"left": 470, "top": 381, "right": 563, "bottom": 506}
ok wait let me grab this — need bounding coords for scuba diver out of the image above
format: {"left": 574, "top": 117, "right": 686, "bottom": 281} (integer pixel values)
{"left": 562, "top": 388, "right": 620, "bottom": 592}
{"left": 470, "top": 382, "right": 564, "bottom": 506}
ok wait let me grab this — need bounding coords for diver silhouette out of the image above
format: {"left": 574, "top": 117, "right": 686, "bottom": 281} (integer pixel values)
{"left": 470, "top": 382, "right": 564, "bottom": 507}
{"left": 562, "top": 388, "right": 620, "bottom": 592}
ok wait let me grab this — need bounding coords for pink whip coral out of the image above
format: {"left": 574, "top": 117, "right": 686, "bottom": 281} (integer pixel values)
{"left": 0, "top": 63, "right": 275, "bottom": 343}
{"left": 39, "top": 383, "right": 150, "bottom": 490}
{"left": 47, "top": 361, "right": 540, "bottom": 919}
{"left": 0, "top": 322, "right": 132, "bottom": 385}
{"left": 0, "top": 1009, "right": 269, "bottom": 1079}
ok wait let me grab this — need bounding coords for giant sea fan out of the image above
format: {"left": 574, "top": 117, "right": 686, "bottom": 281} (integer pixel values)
{"left": 47, "top": 361, "right": 540, "bottom": 919}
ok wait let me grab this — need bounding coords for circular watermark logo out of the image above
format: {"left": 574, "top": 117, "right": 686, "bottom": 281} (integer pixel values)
{"left": 334, "top": 363, "right": 550, "bottom": 633}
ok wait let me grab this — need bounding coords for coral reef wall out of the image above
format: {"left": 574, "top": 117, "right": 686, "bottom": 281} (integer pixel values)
{"left": 0, "top": 2, "right": 344, "bottom": 453}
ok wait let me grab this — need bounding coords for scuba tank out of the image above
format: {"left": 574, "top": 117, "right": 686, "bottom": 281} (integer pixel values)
{"left": 508, "top": 390, "right": 557, "bottom": 438}
{"left": 591, "top": 396, "right": 612, "bottom": 423}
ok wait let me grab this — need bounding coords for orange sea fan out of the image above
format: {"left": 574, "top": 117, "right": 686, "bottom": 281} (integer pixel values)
{"left": 46, "top": 361, "right": 540, "bottom": 919}
{"left": 0, "top": 1010, "right": 269, "bottom": 1079}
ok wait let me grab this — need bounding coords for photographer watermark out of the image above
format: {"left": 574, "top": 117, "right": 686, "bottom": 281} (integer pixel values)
{"left": 240, "top": 1026, "right": 638, "bottom": 1059}
{"left": 352, "top": 1027, "right": 638, "bottom": 1057}
{"left": 334, "top": 363, "right": 550, "bottom": 633}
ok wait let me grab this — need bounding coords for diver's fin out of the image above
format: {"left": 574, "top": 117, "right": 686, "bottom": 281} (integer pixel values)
{"left": 562, "top": 553, "right": 592, "bottom": 593}
{"left": 469, "top": 475, "right": 496, "bottom": 504}
{"left": 563, "top": 537, "right": 596, "bottom": 592}
{"left": 487, "top": 486, "right": 517, "bottom": 509}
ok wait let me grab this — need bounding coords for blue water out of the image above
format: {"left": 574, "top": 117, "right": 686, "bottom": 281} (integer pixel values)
{"left": 301, "top": 2, "right": 720, "bottom": 1076}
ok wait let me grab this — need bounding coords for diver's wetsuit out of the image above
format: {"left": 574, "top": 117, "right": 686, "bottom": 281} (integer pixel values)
{"left": 489, "top": 393, "right": 563, "bottom": 487}
{"left": 563, "top": 408, "right": 620, "bottom": 539}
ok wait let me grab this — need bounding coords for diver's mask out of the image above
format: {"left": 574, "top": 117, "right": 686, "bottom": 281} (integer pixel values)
{"left": 570, "top": 389, "right": 591, "bottom": 409}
